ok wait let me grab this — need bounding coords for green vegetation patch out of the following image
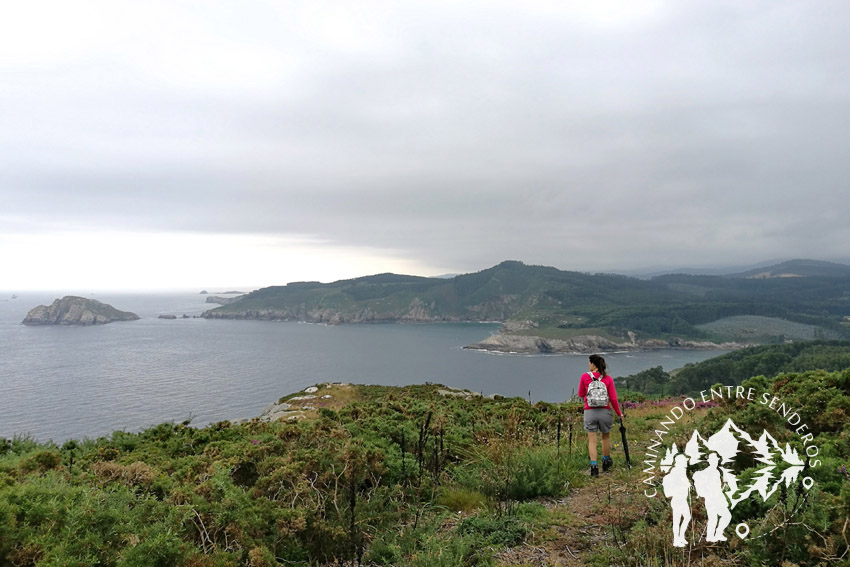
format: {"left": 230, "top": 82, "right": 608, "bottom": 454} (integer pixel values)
{"left": 617, "top": 340, "right": 850, "bottom": 396}
{"left": 697, "top": 315, "right": 840, "bottom": 342}
{"left": 0, "top": 383, "right": 585, "bottom": 566}
{"left": 1, "top": 362, "right": 848, "bottom": 567}
{"left": 511, "top": 325, "right": 627, "bottom": 342}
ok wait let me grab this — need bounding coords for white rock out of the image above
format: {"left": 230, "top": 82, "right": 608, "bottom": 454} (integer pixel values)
{"left": 322, "top": 394, "right": 332, "bottom": 399}
{"left": 305, "top": 386, "right": 319, "bottom": 393}
{"left": 438, "top": 389, "right": 482, "bottom": 398}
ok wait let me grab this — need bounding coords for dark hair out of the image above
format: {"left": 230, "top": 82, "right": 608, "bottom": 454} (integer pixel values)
{"left": 589, "top": 354, "right": 607, "bottom": 376}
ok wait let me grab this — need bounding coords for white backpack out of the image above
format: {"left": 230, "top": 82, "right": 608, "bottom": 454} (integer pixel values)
{"left": 586, "top": 373, "right": 609, "bottom": 408}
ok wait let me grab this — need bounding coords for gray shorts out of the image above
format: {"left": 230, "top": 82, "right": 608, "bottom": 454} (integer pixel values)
{"left": 583, "top": 408, "right": 613, "bottom": 433}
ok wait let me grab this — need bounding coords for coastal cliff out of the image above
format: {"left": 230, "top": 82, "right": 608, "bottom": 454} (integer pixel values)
{"left": 22, "top": 296, "right": 140, "bottom": 326}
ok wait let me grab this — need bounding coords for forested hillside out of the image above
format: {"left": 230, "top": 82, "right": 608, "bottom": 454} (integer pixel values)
{"left": 203, "top": 260, "right": 850, "bottom": 345}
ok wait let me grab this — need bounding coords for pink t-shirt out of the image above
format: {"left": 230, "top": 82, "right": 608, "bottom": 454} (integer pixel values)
{"left": 577, "top": 371, "right": 622, "bottom": 417}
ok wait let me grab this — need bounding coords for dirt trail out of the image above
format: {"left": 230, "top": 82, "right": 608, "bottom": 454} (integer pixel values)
{"left": 494, "top": 472, "right": 635, "bottom": 567}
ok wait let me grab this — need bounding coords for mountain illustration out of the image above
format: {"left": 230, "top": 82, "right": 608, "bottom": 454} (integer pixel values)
{"left": 660, "top": 420, "right": 806, "bottom": 509}
{"left": 705, "top": 419, "right": 756, "bottom": 464}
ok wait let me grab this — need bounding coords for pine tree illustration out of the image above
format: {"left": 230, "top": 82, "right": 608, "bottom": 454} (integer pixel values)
{"left": 684, "top": 431, "right": 706, "bottom": 465}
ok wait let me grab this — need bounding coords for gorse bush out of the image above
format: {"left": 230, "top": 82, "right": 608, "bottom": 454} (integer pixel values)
{"left": 0, "top": 472, "right": 192, "bottom": 566}
{"left": 506, "top": 445, "right": 572, "bottom": 500}
{"left": 0, "top": 384, "right": 585, "bottom": 566}
{"left": 457, "top": 512, "right": 528, "bottom": 547}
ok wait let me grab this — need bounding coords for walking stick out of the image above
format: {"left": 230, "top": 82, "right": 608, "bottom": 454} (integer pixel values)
{"left": 619, "top": 416, "right": 632, "bottom": 470}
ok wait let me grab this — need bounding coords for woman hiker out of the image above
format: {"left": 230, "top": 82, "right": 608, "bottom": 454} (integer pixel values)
{"left": 577, "top": 354, "right": 623, "bottom": 477}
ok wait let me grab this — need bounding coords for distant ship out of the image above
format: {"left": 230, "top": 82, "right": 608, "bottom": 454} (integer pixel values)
{"left": 11, "top": 294, "right": 17, "bottom": 299}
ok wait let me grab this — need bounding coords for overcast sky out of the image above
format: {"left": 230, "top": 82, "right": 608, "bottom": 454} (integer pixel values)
{"left": 2, "top": 0, "right": 849, "bottom": 290}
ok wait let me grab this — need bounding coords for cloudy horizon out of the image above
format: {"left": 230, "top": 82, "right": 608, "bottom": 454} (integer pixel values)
{"left": 3, "top": 1, "right": 849, "bottom": 291}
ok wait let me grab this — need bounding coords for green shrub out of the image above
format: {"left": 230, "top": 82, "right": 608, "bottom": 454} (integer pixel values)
{"left": 506, "top": 445, "right": 571, "bottom": 499}
{"left": 394, "top": 512, "right": 497, "bottom": 567}
{"left": 114, "top": 525, "right": 190, "bottom": 567}
{"left": 363, "top": 538, "right": 403, "bottom": 565}
{"left": 457, "top": 512, "right": 527, "bottom": 546}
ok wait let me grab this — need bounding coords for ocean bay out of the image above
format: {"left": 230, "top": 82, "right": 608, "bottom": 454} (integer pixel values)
{"left": 1, "top": 292, "right": 726, "bottom": 443}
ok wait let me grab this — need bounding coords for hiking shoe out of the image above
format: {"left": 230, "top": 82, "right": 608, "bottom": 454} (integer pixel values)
{"left": 602, "top": 456, "right": 613, "bottom": 472}
{"left": 590, "top": 464, "right": 599, "bottom": 477}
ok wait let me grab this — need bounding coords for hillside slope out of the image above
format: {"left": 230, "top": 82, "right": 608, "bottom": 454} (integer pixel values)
{"left": 1, "top": 369, "right": 847, "bottom": 566}
{"left": 203, "top": 260, "right": 850, "bottom": 349}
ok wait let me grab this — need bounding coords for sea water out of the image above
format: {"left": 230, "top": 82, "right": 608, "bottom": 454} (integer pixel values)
{"left": 0, "top": 292, "right": 726, "bottom": 443}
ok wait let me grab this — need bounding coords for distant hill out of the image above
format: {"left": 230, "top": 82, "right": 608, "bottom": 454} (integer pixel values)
{"left": 615, "top": 258, "right": 850, "bottom": 279}
{"left": 616, "top": 259, "right": 787, "bottom": 279}
{"left": 727, "top": 259, "right": 850, "bottom": 279}
{"left": 203, "top": 261, "right": 561, "bottom": 324}
{"left": 202, "top": 260, "right": 850, "bottom": 349}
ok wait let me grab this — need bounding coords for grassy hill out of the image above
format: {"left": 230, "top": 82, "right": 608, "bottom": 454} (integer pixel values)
{"left": 203, "top": 260, "right": 850, "bottom": 346}
{"left": 728, "top": 258, "right": 850, "bottom": 279}
{"left": 1, "top": 370, "right": 848, "bottom": 566}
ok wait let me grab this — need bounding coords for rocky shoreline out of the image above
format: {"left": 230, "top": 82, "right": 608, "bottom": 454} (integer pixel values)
{"left": 463, "top": 332, "right": 748, "bottom": 354}
{"left": 201, "top": 306, "right": 480, "bottom": 325}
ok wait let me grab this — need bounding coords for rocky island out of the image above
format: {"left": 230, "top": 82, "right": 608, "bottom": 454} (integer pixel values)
{"left": 22, "top": 296, "right": 140, "bottom": 326}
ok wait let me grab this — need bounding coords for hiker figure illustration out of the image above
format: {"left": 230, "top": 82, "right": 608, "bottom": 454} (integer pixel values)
{"left": 692, "top": 452, "right": 732, "bottom": 542}
{"left": 662, "top": 453, "right": 691, "bottom": 547}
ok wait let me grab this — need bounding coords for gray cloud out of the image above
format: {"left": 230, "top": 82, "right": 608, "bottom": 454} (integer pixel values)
{"left": 3, "top": 0, "right": 850, "bottom": 275}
